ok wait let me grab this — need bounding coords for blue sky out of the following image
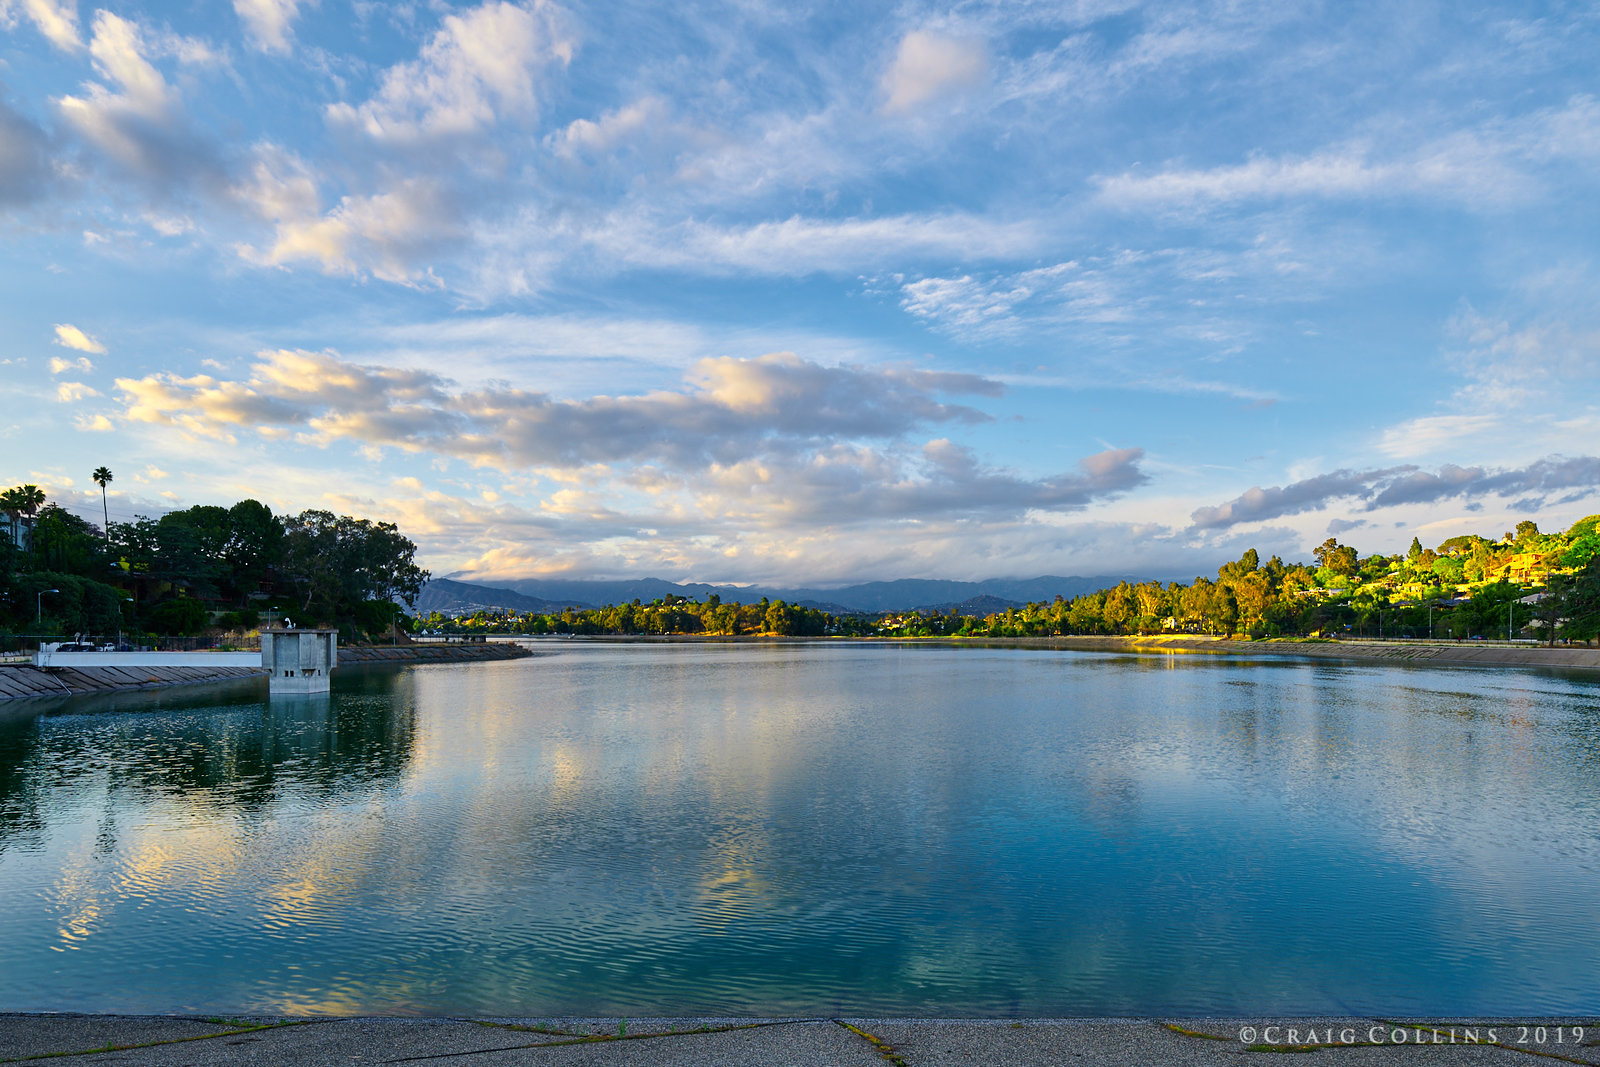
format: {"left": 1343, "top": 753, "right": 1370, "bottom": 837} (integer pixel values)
{"left": 4, "top": 0, "right": 1600, "bottom": 584}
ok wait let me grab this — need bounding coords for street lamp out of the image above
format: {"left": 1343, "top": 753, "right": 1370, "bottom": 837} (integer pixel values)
{"left": 37, "top": 589, "right": 59, "bottom": 627}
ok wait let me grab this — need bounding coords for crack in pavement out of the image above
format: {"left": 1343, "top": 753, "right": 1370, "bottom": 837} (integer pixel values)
{"left": 0, "top": 1019, "right": 324, "bottom": 1064}
{"left": 382, "top": 1018, "right": 829, "bottom": 1063}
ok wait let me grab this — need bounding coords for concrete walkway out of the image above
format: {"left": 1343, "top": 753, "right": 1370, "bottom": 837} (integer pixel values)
{"left": 2, "top": 1016, "right": 1595, "bottom": 1066}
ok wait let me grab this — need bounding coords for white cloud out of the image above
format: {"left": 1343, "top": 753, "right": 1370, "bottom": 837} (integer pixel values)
{"left": 1378, "top": 414, "right": 1500, "bottom": 459}
{"left": 1, "top": 0, "right": 83, "bottom": 51}
{"left": 588, "top": 211, "right": 1041, "bottom": 276}
{"left": 55, "top": 381, "right": 98, "bottom": 401}
{"left": 52, "top": 324, "right": 104, "bottom": 353}
{"left": 1094, "top": 97, "right": 1600, "bottom": 214}
{"left": 233, "top": 0, "right": 308, "bottom": 53}
{"left": 54, "top": 12, "right": 217, "bottom": 184}
{"left": 1096, "top": 140, "right": 1529, "bottom": 210}
{"left": 325, "top": 0, "right": 573, "bottom": 142}
{"left": 881, "top": 31, "right": 988, "bottom": 115}
{"left": 232, "top": 146, "right": 457, "bottom": 282}
{"left": 900, "top": 274, "right": 1037, "bottom": 337}
{"left": 549, "top": 96, "right": 669, "bottom": 158}
{"left": 1447, "top": 308, "right": 1600, "bottom": 405}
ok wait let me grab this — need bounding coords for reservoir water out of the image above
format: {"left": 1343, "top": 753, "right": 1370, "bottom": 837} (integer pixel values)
{"left": 1, "top": 642, "right": 1597, "bottom": 1017}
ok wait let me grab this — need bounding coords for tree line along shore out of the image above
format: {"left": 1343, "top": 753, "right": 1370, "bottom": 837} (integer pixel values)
{"left": 427, "top": 518, "right": 1600, "bottom": 644}
{"left": 6, "top": 476, "right": 1598, "bottom": 647}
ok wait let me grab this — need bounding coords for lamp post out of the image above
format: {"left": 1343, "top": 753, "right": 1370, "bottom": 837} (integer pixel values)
{"left": 37, "top": 588, "right": 58, "bottom": 627}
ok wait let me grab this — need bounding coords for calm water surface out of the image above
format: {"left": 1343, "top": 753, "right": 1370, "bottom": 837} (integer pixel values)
{"left": 1, "top": 643, "right": 1597, "bottom": 1016}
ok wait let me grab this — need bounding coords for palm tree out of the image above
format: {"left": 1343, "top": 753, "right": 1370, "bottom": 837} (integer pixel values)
{"left": 0, "top": 488, "right": 21, "bottom": 566}
{"left": 92, "top": 467, "right": 113, "bottom": 548}
{"left": 14, "top": 485, "right": 44, "bottom": 558}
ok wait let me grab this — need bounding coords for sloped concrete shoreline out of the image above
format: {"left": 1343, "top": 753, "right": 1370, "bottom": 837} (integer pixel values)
{"left": 0, "top": 642, "right": 533, "bottom": 702}
{"left": 0, "top": 663, "right": 267, "bottom": 701}
{"left": 0, "top": 1014, "right": 1594, "bottom": 1066}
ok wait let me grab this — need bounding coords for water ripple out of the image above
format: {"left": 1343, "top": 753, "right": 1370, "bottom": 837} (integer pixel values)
{"left": 1, "top": 645, "right": 1598, "bottom": 1015}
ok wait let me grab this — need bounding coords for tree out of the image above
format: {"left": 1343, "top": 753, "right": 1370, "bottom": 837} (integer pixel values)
{"left": 1314, "top": 538, "right": 1358, "bottom": 576}
{"left": 1559, "top": 557, "right": 1600, "bottom": 645}
{"left": 1314, "top": 538, "right": 1340, "bottom": 569}
{"left": 92, "top": 467, "right": 113, "bottom": 548}
{"left": 7, "top": 571, "right": 126, "bottom": 634}
{"left": 1535, "top": 576, "right": 1569, "bottom": 648}
{"left": 148, "top": 596, "right": 208, "bottom": 635}
{"left": 0, "top": 488, "right": 23, "bottom": 570}
{"left": 1462, "top": 581, "right": 1527, "bottom": 639}
{"left": 154, "top": 507, "right": 232, "bottom": 599}
{"left": 31, "top": 505, "right": 102, "bottom": 575}
{"left": 1561, "top": 515, "right": 1600, "bottom": 569}
{"left": 11, "top": 485, "right": 45, "bottom": 559}
{"left": 281, "top": 510, "right": 429, "bottom": 623}
{"left": 224, "top": 499, "right": 283, "bottom": 599}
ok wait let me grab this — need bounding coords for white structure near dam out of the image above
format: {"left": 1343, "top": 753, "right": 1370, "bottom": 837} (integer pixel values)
{"left": 261, "top": 628, "right": 338, "bottom": 694}
{"left": 33, "top": 647, "right": 262, "bottom": 668}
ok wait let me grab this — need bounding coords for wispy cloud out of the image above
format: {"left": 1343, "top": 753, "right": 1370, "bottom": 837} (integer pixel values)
{"left": 325, "top": 0, "right": 572, "bottom": 142}
{"left": 1190, "top": 455, "right": 1600, "bottom": 530}
{"left": 1378, "top": 414, "right": 1500, "bottom": 458}
{"left": 2, "top": 0, "right": 83, "bottom": 51}
{"left": 1098, "top": 96, "right": 1600, "bottom": 215}
{"left": 232, "top": 0, "right": 308, "bottom": 54}
{"left": 589, "top": 212, "right": 1044, "bottom": 277}
{"left": 54, "top": 11, "right": 223, "bottom": 188}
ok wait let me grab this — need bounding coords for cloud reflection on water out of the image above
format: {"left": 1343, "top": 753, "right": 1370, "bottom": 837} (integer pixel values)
{"left": 0, "top": 648, "right": 1597, "bottom": 1015}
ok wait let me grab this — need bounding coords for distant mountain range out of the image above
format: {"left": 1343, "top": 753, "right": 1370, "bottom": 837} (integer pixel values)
{"left": 417, "top": 574, "right": 1148, "bottom": 616}
{"left": 913, "top": 594, "right": 1029, "bottom": 616}
{"left": 415, "top": 579, "right": 598, "bottom": 616}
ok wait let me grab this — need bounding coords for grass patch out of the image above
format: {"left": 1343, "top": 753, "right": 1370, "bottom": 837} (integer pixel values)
{"left": 835, "top": 1021, "right": 907, "bottom": 1067}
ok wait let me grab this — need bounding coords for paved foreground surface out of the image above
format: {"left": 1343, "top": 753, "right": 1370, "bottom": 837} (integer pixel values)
{"left": 2, "top": 1016, "right": 1597, "bottom": 1066}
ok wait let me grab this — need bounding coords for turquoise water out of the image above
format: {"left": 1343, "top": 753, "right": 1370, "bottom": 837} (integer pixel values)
{"left": 1, "top": 643, "right": 1597, "bottom": 1016}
